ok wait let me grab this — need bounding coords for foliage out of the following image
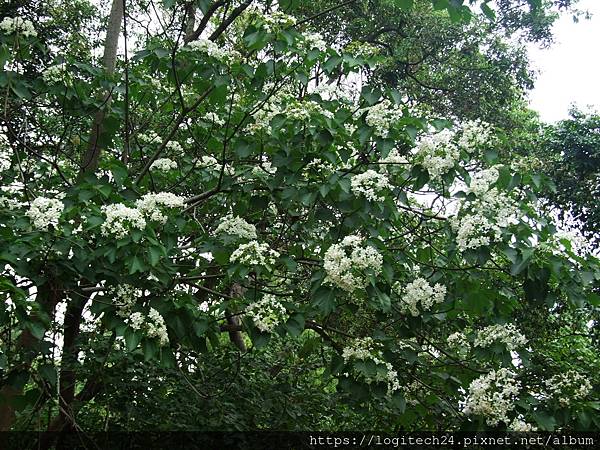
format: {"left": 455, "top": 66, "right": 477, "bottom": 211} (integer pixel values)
{"left": 0, "top": 0, "right": 598, "bottom": 436}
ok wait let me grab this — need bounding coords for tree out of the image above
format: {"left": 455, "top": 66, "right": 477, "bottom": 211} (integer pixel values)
{"left": 0, "top": 0, "right": 598, "bottom": 441}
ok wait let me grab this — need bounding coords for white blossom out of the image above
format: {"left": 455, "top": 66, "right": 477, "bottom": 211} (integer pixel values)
{"left": 544, "top": 371, "right": 593, "bottom": 407}
{"left": 135, "top": 192, "right": 185, "bottom": 223}
{"left": 351, "top": 170, "right": 390, "bottom": 202}
{"left": 42, "top": 63, "right": 68, "bottom": 84}
{"left": 26, "top": 197, "right": 64, "bottom": 231}
{"left": 215, "top": 214, "right": 257, "bottom": 241}
{"left": 323, "top": 235, "right": 383, "bottom": 292}
{"left": 187, "top": 38, "right": 240, "bottom": 62}
{"left": 394, "top": 277, "right": 446, "bottom": 316}
{"left": 361, "top": 99, "right": 403, "bottom": 138}
{"left": 0, "top": 17, "right": 37, "bottom": 37}
{"left": 203, "top": 112, "right": 225, "bottom": 126}
{"left": 108, "top": 284, "right": 141, "bottom": 317}
{"left": 150, "top": 158, "right": 177, "bottom": 172}
{"left": 458, "top": 120, "right": 493, "bottom": 152}
{"left": 469, "top": 167, "right": 499, "bottom": 197}
{"left": 246, "top": 294, "right": 287, "bottom": 332}
{"left": 462, "top": 368, "right": 521, "bottom": 426}
{"left": 415, "top": 129, "right": 459, "bottom": 180}
{"left": 509, "top": 418, "right": 537, "bottom": 432}
{"left": 342, "top": 337, "right": 400, "bottom": 394}
{"left": 474, "top": 324, "right": 527, "bottom": 351}
{"left": 100, "top": 203, "right": 146, "bottom": 239}
{"left": 230, "top": 240, "right": 280, "bottom": 266}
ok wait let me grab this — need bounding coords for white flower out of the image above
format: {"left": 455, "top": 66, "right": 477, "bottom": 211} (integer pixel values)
{"left": 230, "top": 240, "right": 280, "bottom": 266}
{"left": 302, "top": 32, "right": 327, "bottom": 52}
{"left": 415, "top": 129, "right": 459, "bottom": 180}
{"left": 150, "top": 158, "right": 177, "bottom": 172}
{"left": 100, "top": 203, "right": 146, "bottom": 239}
{"left": 108, "top": 284, "right": 141, "bottom": 317}
{"left": 246, "top": 294, "right": 287, "bottom": 332}
{"left": 379, "top": 149, "right": 408, "bottom": 173}
{"left": 42, "top": 63, "right": 68, "bottom": 84}
{"left": 135, "top": 192, "right": 185, "bottom": 224}
{"left": 323, "top": 235, "right": 383, "bottom": 292}
{"left": 203, "top": 112, "right": 226, "bottom": 126}
{"left": 469, "top": 167, "right": 499, "bottom": 197}
{"left": 458, "top": 120, "right": 493, "bottom": 152}
{"left": 447, "top": 331, "right": 471, "bottom": 355}
{"left": 509, "top": 418, "right": 537, "bottom": 432}
{"left": 165, "top": 140, "right": 183, "bottom": 155}
{"left": 342, "top": 337, "right": 400, "bottom": 394}
{"left": 147, "top": 307, "right": 169, "bottom": 346}
{"left": 215, "top": 214, "right": 257, "bottom": 241}
{"left": 129, "top": 312, "right": 145, "bottom": 330}
{"left": 474, "top": 324, "right": 527, "bottom": 351}
{"left": 188, "top": 38, "right": 240, "bottom": 62}
{"left": 26, "top": 197, "right": 64, "bottom": 230}
{"left": 351, "top": 170, "right": 391, "bottom": 202}
{"left": 138, "top": 131, "right": 160, "bottom": 145}
{"left": 462, "top": 368, "right": 521, "bottom": 426}
{"left": 544, "top": 371, "right": 592, "bottom": 407}
{"left": 361, "top": 99, "right": 403, "bottom": 138}
{"left": 0, "top": 17, "right": 37, "bottom": 37}
{"left": 394, "top": 277, "right": 446, "bottom": 316}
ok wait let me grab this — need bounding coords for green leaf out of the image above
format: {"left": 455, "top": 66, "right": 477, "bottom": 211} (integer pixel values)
{"left": 143, "top": 339, "right": 158, "bottom": 361}
{"left": 148, "top": 246, "right": 163, "bottom": 266}
{"left": 481, "top": 3, "right": 496, "bottom": 20}
{"left": 533, "top": 410, "right": 556, "bottom": 431}
{"left": 124, "top": 328, "right": 142, "bottom": 351}
{"left": 38, "top": 364, "right": 57, "bottom": 387}
{"left": 128, "top": 255, "right": 146, "bottom": 274}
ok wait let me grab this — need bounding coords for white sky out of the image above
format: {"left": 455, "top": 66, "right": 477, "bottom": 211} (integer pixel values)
{"left": 527, "top": 0, "right": 600, "bottom": 123}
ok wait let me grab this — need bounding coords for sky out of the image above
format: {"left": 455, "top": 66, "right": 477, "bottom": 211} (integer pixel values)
{"left": 527, "top": 0, "right": 600, "bottom": 123}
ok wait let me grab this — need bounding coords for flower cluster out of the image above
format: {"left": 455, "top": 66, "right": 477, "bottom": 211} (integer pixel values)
{"left": 0, "top": 17, "right": 37, "bottom": 37}
{"left": 215, "top": 214, "right": 257, "bottom": 241}
{"left": 230, "top": 240, "right": 280, "bottom": 266}
{"left": 394, "top": 277, "right": 446, "bottom": 316}
{"left": 246, "top": 294, "right": 287, "bottom": 332}
{"left": 135, "top": 192, "right": 185, "bottom": 223}
{"left": 351, "top": 170, "right": 391, "bottom": 202}
{"left": 251, "top": 97, "right": 333, "bottom": 134}
{"left": 378, "top": 149, "right": 408, "bottom": 173}
{"left": 544, "top": 371, "right": 593, "bottom": 407}
{"left": 450, "top": 188, "right": 519, "bottom": 251}
{"left": 415, "top": 129, "right": 459, "bottom": 180}
{"left": 42, "top": 63, "right": 68, "bottom": 85}
{"left": 108, "top": 284, "right": 141, "bottom": 317}
{"left": 252, "top": 9, "right": 297, "bottom": 33}
{"left": 362, "top": 99, "right": 403, "bottom": 138}
{"left": 469, "top": 167, "right": 499, "bottom": 197}
{"left": 150, "top": 158, "right": 177, "bottom": 172}
{"left": 129, "top": 308, "right": 169, "bottom": 346}
{"left": 323, "top": 235, "right": 383, "bottom": 292}
{"left": 165, "top": 140, "right": 183, "bottom": 155}
{"left": 447, "top": 331, "right": 471, "bottom": 355}
{"left": 462, "top": 368, "right": 521, "bottom": 426}
{"left": 100, "top": 204, "right": 146, "bottom": 239}
{"left": 474, "top": 324, "right": 527, "bottom": 351}
{"left": 509, "top": 418, "right": 537, "bottom": 432}
{"left": 138, "top": 131, "right": 160, "bottom": 145}
{"left": 342, "top": 337, "right": 400, "bottom": 394}
{"left": 302, "top": 32, "right": 327, "bottom": 52}
{"left": 26, "top": 197, "right": 64, "bottom": 231}
{"left": 203, "top": 112, "right": 226, "bottom": 126}
{"left": 187, "top": 38, "right": 240, "bottom": 62}
{"left": 458, "top": 120, "right": 493, "bottom": 152}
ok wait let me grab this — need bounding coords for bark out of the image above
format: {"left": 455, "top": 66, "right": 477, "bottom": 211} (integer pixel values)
{"left": 80, "top": 0, "right": 124, "bottom": 174}
{"left": 226, "top": 283, "right": 247, "bottom": 352}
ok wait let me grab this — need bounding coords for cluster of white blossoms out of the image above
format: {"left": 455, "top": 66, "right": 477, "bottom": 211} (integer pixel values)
{"left": 450, "top": 188, "right": 519, "bottom": 251}
{"left": 544, "top": 371, "right": 593, "bottom": 407}
{"left": 323, "top": 235, "right": 383, "bottom": 292}
{"left": 457, "top": 120, "right": 493, "bottom": 152}
{"left": 474, "top": 324, "right": 527, "bottom": 351}
{"left": 129, "top": 307, "right": 169, "bottom": 346}
{"left": 187, "top": 38, "right": 240, "bottom": 62}
{"left": 251, "top": 9, "right": 297, "bottom": 33}
{"left": 415, "top": 129, "right": 460, "bottom": 180}
{"left": 302, "top": 158, "right": 335, "bottom": 177}
{"left": 150, "top": 158, "right": 177, "bottom": 172}
{"left": 509, "top": 418, "right": 537, "bottom": 432}
{"left": 245, "top": 294, "right": 287, "bottom": 332}
{"left": 42, "top": 63, "right": 68, "bottom": 84}
{"left": 310, "top": 83, "right": 355, "bottom": 104}
{"left": 462, "top": 368, "right": 521, "bottom": 426}
{"left": 302, "top": 32, "right": 327, "bottom": 52}
{"left": 0, "top": 17, "right": 37, "bottom": 37}
{"left": 351, "top": 170, "right": 391, "bottom": 202}
{"left": 100, "top": 204, "right": 146, "bottom": 239}
{"left": 230, "top": 240, "right": 280, "bottom": 266}
{"left": 250, "top": 157, "right": 277, "bottom": 177}
{"left": 215, "top": 214, "right": 257, "bottom": 241}
{"left": 394, "top": 277, "right": 446, "bottom": 317}
{"left": 468, "top": 167, "right": 499, "bottom": 197}
{"left": 165, "top": 140, "right": 183, "bottom": 155}
{"left": 342, "top": 337, "right": 400, "bottom": 394}
{"left": 108, "top": 284, "right": 141, "bottom": 317}
{"left": 361, "top": 99, "right": 403, "bottom": 138}
{"left": 135, "top": 192, "right": 185, "bottom": 223}
{"left": 138, "top": 131, "right": 160, "bottom": 145}
{"left": 251, "top": 96, "right": 333, "bottom": 134}
{"left": 447, "top": 331, "right": 471, "bottom": 356}
{"left": 26, "top": 197, "right": 64, "bottom": 231}
{"left": 203, "top": 112, "right": 226, "bottom": 126}
{"left": 199, "top": 155, "right": 235, "bottom": 175}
